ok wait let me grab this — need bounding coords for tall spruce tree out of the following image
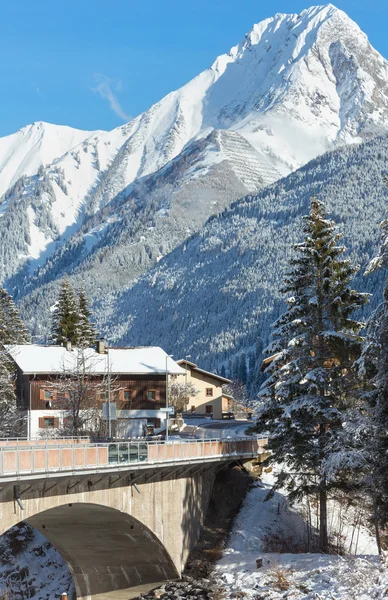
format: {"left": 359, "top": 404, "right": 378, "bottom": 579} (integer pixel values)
{"left": 0, "top": 287, "right": 29, "bottom": 436}
{"left": 358, "top": 218, "right": 388, "bottom": 539}
{"left": 51, "top": 278, "right": 98, "bottom": 347}
{"left": 51, "top": 277, "right": 80, "bottom": 346}
{"left": 257, "top": 199, "right": 368, "bottom": 552}
{"left": 77, "top": 289, "right": 97, "bottom": 347}
{"left": 0, "top": 287, "right": 29, "bottom": 345}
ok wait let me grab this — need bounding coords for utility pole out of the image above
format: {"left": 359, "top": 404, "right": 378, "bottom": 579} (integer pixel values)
{"left": 165, "top": 354, "right": 173, "bottom": 442}
{"left": 185, "top": 354, "right": 191, "bottom": 412}
{"left": 107, "top": 345, "right": 111, "bottom": 439}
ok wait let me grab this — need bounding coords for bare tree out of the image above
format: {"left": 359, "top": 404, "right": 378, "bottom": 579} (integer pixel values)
{"left": 45, "top": 348, "right": 120, "bottom": 437}
{"left": 223, "top": 379, "right": 249, "bottom": 413}
{"left": 168, "top": 381, "right": 199, "bottom": 413}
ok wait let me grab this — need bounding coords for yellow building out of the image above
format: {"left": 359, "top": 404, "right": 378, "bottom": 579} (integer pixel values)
{"left": 175, "top": 359, "right": 232, "bottom": 420}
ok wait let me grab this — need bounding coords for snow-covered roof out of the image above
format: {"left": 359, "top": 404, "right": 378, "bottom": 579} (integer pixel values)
{"left": 5, "top": 345, "right": 185, "bottom": 376}
{"left": 177, "top": 359, "right": 231, "bottom": 384}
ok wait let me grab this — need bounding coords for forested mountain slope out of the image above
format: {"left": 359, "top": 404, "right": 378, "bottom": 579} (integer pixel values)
{"left": 95, "top": 135, "right": 387, "bottom": 376}
{"left": 3, "top": 4, "right": 388, "bottom": 324}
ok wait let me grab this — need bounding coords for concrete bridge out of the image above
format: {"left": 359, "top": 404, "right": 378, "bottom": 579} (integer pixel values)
{"left": 0, "top": 437, "right": 266, "bottom": 600}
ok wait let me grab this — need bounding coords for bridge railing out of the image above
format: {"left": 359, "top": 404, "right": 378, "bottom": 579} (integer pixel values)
{"left": 0, "top": 437, "right": 92, "bottom": 446}
{"left": 0, "top": 437, "right": 268, "bottom": 479}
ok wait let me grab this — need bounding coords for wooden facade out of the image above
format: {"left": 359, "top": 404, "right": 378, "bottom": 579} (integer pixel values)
{"left": 15, "top": 370, "right": 167, "bottom": 433}
{"left": 16, "top": 373, "right": 166, "bottom": 412}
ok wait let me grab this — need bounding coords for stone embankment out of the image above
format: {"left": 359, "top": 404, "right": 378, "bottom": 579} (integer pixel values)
{"left": 138, "top": 576, "right": 222, "bottom": 600}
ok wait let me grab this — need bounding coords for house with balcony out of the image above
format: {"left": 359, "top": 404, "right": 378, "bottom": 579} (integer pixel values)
{"left": 6, "top": 342, "right": 184, "bottom": 438}
{"left": 174, "top": 359, "right": 232, "bottom": 420}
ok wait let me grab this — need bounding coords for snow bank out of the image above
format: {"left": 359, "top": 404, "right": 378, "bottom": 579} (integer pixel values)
{"left": 215, "top": 470, "right": 382, "bottom": 599}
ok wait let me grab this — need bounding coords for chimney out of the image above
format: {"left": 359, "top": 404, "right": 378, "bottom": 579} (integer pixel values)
{"left": 66, "top": 341, "right": 72, "bottom": 352}
{"left": 96, "top": 339, "right": 105, "bottom": 354}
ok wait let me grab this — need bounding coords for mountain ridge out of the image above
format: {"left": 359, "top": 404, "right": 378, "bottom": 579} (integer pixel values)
{"left": 0, "top": 5, "right": 387, "bottom": 353}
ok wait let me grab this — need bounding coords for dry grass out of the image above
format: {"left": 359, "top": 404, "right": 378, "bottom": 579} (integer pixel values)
{"left": 268, "top": 563, "right": 292, "bottom": 591}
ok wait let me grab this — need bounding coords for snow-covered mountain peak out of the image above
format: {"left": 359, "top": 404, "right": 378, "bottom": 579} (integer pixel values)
{"left": 1, "top": 4, "right": 388, "bottom": 298}
{"left": 233, "top": 4, "right": 341, "bottom": 53}
{"left": 0, "top": 121, "right": 99, "bottom": 197}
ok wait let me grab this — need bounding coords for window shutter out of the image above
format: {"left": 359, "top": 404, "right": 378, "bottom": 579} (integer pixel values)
{"left": 54, "top": 418, "right": 60, "bottom": 429}
{"left": 39, "top": 388, "right": 57, "bottom": 401}
{"left": 119, "top": 389, "right": 124, "bottom": 402}
{"left": 38, "top": 417, "right": 45, "bottom": 428}
{"left": 155, "top": 389, "right": 160, "bottom": 401}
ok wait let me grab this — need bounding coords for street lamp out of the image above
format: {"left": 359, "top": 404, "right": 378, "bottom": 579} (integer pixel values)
{"left": 185, "top": 355, "right": 191, "bottom": 388}
{"left": 107, "top": 343, "right": 111, "bottom": 439}
{"left": 165, "top": 354, "right": 173, "bottom": 442}
{"left": 185, "top": 355, "right": 191, "bottom": 413}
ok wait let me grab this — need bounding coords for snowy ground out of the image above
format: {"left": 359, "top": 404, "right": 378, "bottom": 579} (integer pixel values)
{"left": 0, "top": 524, "right": 74, "bottom": 599}
{"left": 214, "top": 470, "right": 386, "bottom": 599}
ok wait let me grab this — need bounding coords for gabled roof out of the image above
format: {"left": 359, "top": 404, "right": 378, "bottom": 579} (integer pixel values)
{"left": 6, "top": 345, "right": 185, "bottom": 376}
{"left": 261, "top": 353, "right": 280, "bottom": 371}
{"left": 177, "top": 359, "right": 232, "bottom": 384}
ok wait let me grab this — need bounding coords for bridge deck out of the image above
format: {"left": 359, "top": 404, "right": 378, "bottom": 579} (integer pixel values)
{"left": 0, "top": 437, "right": 267, "bottom": 482}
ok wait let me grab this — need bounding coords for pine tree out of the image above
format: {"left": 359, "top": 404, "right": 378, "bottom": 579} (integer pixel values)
{"left": 239, "top": 353, "right": 248, "bottom": 383}
{"left": 51, "top": 277, "right": 79, "bottom": 346}
{"left": 358, "top": 218, "right": 388, "bottom": 538}
{"left": 0, "top": 287, "right": 29, "bottom": 345}
{"left": 257, "top": 199, "right": 368, "bottom": 552}
{"left": 0, "top": 287, "right": 29, "bottom": 436}
{"left": 76, "top": 289, "right": 97, "bottom": 347}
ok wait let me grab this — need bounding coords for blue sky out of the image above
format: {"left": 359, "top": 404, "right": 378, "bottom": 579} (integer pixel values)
{"left": 1, "top": 0, "right": 387, "bottom": 137}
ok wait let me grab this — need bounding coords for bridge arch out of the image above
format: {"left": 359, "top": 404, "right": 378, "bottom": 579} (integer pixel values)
{"left": 23, "top": 503, "right": 179, "bottom": 600}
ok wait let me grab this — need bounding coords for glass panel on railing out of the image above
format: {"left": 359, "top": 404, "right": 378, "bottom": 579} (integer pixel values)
{"left": 119, "top": 443, "right": 129, "bottom": 463}
{"left": 108, "top": 444, "right": 119, "bottom": 463}
{"left": 129, "top": 444, "right": 139, "bottom": 462}
{"left": 139, "top": 443, "right": 148, "bottom": 462}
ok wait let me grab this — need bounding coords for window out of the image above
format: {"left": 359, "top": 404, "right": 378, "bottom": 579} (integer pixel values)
{"left": 39, "top": 416, "right": 59, "bottom": 429}
{"left": 147, "top": 390, "right": 156, "bottom": 401}
{"left": 206, "top": 388, "right": 213, "bottom": 397}
{"left": 122, "top": 389, "right": 133, "bottom": 409}
{"left": 40, "top": 388, "right": 56, "bottom": 402}
{"left": 205, "top": 405, "right": 213, "bottom": 414}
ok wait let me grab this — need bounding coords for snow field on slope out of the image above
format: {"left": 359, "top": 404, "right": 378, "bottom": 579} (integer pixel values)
{"left": 215, "top": 469, "right": 381, "bottom": 599}
{"left": 0, "top": 122, "right": 99, "bottom": 198}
